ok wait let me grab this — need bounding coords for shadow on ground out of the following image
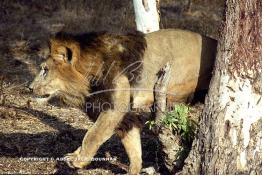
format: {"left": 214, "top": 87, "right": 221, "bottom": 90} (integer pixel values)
{"left": 0, "top": 105, "right": 163, "bottom": 174}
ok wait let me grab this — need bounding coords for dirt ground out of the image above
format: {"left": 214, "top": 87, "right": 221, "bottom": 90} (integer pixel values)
{"left": 0, "top": 0, "right": 224, "bottom": 174}
{"left": 0, "top": 85, "right": 164, "bottom": 174}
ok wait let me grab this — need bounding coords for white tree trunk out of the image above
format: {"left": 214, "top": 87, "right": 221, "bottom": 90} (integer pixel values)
{"left": 180, "top": 1, "right": 262, "bottom": 174}
{"left": 133, "top": 0, "right": 160, "bottom": 33}
{"left": 218, "top": 73, "right": 262, "bottom": 170}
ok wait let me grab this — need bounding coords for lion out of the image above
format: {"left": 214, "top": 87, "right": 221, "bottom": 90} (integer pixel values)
{"left": 29, "top": 29, "right": 217, "bottom": 174}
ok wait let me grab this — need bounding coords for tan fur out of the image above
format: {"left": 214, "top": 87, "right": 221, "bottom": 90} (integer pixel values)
{"left": 132, "top": 29, "right": 216, "bottom": 108}
{"left": 121, "top": 127, "right": 142, "bottom": 175}
{"left": 30, "top": 29, "right": 217, "bottom": 174}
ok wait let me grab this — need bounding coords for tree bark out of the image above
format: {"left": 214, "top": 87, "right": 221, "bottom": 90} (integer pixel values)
{"left": 153, "top": 63, "right": 186, "bottom": 173}
{"left": 132, "top": 0, "right": 160, "bottom": 33}
{"left": 154, "top": 62, "right": 171, "bottom": 125}
{"left": 180, "top": 0, "right": 262, "bottom": 174}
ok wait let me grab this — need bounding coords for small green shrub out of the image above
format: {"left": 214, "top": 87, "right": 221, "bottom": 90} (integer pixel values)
{"left": 146, "top": 104, "right": 197, "bottom": 144}
{"left": 162, "top": 104, "right": 197, "bottom": 143}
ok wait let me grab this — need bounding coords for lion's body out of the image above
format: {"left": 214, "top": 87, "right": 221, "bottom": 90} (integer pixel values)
{"left": 30, "top": 29, "right": 217, "bottom": 174}
{"left": 133, "top": 29, "right": 216, "bottom": 108}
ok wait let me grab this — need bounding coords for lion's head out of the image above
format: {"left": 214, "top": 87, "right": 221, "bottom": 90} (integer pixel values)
{"left": 29, "top": 31, "right": 146, "bottom": 107}
{"left": 29, "top": 42, "right": 89, "bottom": 107}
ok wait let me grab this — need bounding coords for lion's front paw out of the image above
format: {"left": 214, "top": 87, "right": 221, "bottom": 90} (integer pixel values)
{"left": 64, "top": 147, "right": 90, "bottom": 169}
{"left": 64, "top": 153, "right": 87, "bottom": 169}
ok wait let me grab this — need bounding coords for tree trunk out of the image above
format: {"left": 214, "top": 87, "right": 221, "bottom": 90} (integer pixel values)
{"left": 154, "top": 63, "right": 171, "bottom": 125}
{"left": 132, "top": 0, "right": 160, "bottom": 33}
{"left": 180, "top": 0, "right": 262, "bottom": 174}
{"left": 153, "top": 63, "right": 183, "bottom": 173}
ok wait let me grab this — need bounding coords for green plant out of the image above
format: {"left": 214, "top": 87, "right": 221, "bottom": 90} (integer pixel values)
{"left": 145, "top": 120, "right": 156, "bottom": 130}
{"left": 162, "top": 104, "right": 197, "bottom": 143}
{"left": 145, "top": 104, "right": 197, "bottom": 144}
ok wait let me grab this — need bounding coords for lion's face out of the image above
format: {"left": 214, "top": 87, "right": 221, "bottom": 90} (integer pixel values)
{"left": 30, "top": 45, "right": 89, "bottom": 106}
{"left": 30, "top": 59, "right": 65, "bottom": 97}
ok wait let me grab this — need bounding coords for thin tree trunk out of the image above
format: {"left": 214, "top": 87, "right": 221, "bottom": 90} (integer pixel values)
{"left": 133, "top": 0, "right": 160, "bottom": 33}
{"left": 180, "top": 0, "right": 262, "bottom": 174}
{"left": 154, "top": 63, "right": 171, "bottom": 125}
{"left": 153, "top": 63, "right": 186, "bottom": 173}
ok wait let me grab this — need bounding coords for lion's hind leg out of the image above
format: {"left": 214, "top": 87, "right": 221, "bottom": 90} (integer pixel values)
{"left": 119, "top": 126, "right": 142, "bottom": 175}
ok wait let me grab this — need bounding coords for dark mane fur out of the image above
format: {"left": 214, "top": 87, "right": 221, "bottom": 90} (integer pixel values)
{"left": 54, "top": 31, "right": 147, "bottom": 86}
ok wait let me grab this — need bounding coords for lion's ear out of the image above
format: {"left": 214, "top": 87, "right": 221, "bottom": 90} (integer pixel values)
{"left": 50, "top": 45, "right": 73, "bottom": 64}
{"left": 51, "top": 46, "right": 72, "bottom": 64}
{"left": 49, "top": 37, "right": 80, "bottom": 65}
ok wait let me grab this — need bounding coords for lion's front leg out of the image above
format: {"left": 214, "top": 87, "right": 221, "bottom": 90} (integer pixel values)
{"left": 65, "top": 110, "right": 125, "bottom": 168}
{"left": 65, "top": 75, "right": 130, "bottom": 169}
